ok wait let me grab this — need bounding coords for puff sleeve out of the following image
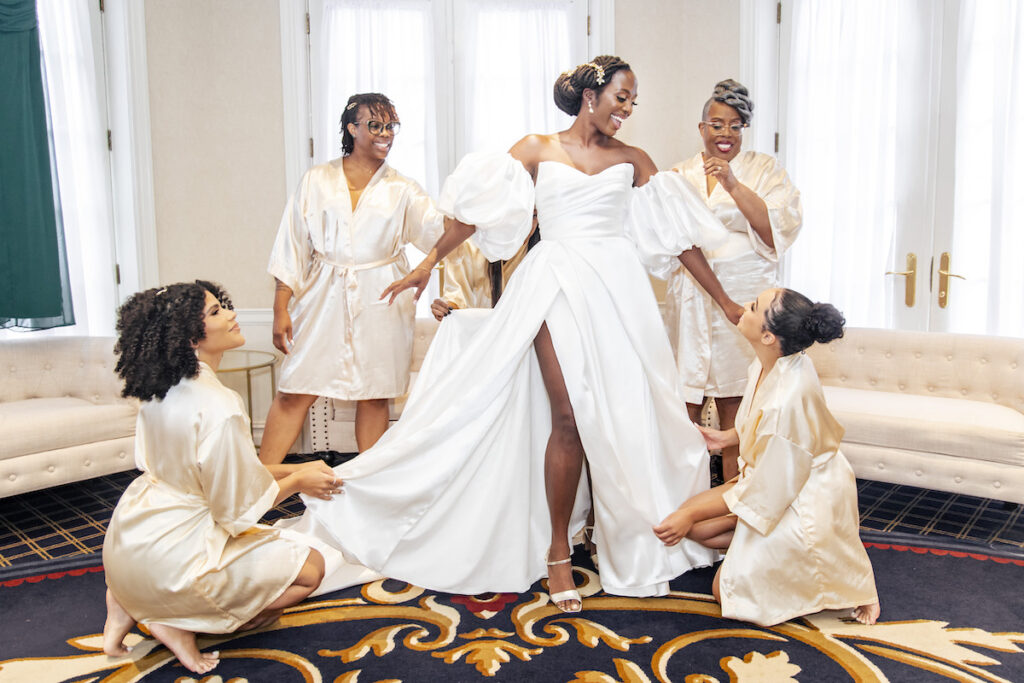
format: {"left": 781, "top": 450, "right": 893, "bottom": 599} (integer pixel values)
{"left": 626, "top": 171, "right": 730, "bottom": 279}
{"left": 438, "top": 152, "right": 535, "bottom": 262}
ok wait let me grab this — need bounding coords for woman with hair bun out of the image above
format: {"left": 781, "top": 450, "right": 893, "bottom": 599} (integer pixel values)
{"left": 262, "top": 92, "right": 444, "bottom": 460}
{"left": 101, "top": 281, "right": 348, "bottom": 674}
{"left": 294, "top": 56, "right": 740, "bottom": 613}
{"left": 666, "top": 79, "right": 803, "bottom": 482}
{"left": 654, "top": 287, "right": 881, "bottom": 627}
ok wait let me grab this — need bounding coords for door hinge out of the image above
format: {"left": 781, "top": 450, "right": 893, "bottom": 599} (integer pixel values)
{"left": 115, "top": 263, "right": 121, "bottom": 285}
{"left": 309, "top": 137, "right": 314, "bottom": 158}
{"left": 107, "top": 129, "right": 112, "bottom": 151}
{"left": 777, "top": 2, "right": 782, "bottom": 24}
{"left": 587, "top": 15, "right": 591, "bottom": 36}
{"left": 305, "top": 12, "right": 310, "bottom": 35}
{"left": 774, "top": 132, "right": 779, "bottom": 153}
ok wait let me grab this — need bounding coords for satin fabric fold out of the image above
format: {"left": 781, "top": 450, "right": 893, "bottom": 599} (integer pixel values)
{"left": 286, "top": 154, "right": 725, "bottom": 597}
{"left": 268, "top": 160, "right": 445, "bottom": 400}
{"left": 719, "top": 353, "right": 877, "bottom": 626}
{"left": 665, "top": 151, "right": 802, "bottom": 402}
{"left": 103, "top": 365, "right": 322, "bottom": 633}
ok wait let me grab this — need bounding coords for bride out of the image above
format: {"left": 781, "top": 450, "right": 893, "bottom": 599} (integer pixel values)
{"left": 289, "top": 56, "right": 742, "bottom": 612}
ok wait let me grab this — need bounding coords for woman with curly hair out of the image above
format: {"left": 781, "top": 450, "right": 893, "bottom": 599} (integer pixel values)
{"left": 654, "top": 288, "right": 880, "bottom": 627}
{"left": 293, "top": 56, "right": 741, "bottom": 613}
{"left": 666, "top": 79, "right": 803, "bottom": 481}
{"left": 262, "top": 92, "right": 444, "bottom": 459}
{"left": 101, "top": 281, "right": 345, "bottom": 674}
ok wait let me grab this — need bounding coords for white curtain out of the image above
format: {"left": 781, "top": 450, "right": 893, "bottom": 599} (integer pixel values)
{"left": 782, "top": 0, "right": 942, "bottom": 329}
{"left": 8, "top": 0, "right": 117, "bottom": 338}
{"left": 315, "top": 0, "right": 437, "bottom": 193}
{"left": 455, "top": 0, "right": 578, "bottom": 156}
{"left": 949, "top": 0, "right": 1024, "bottom": 337}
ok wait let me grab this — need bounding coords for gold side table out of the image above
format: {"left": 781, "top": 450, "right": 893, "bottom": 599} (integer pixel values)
{"left": 216, "top": 349, "right": 279, "bottom": 437}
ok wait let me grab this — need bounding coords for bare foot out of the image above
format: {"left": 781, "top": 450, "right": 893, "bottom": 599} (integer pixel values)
{"left": 545, "top": 553, "right": 580, "bottom": 613}
{"left": 851, "top": 602, "right": 881, "bottom": 625}
{"left": 653, "top": 509, "right": 693, "bottom": 546}
{"left": 103, "top": 590, "right": 137, "bottom": 657}
{"left": 148, "top": 623, "right": 219, "bottom": 674}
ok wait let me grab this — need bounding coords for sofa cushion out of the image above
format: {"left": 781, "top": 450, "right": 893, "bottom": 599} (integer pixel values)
{"left": 0, "top": 398, "right": 137, "bottom": 461}
{"left": 823, "top": 386, "right": 1024, "bottom": 467}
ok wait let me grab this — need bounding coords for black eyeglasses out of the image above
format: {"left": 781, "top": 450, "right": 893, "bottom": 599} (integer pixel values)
{"left": 356, "top": 120, "right": 401, "bottom": 136}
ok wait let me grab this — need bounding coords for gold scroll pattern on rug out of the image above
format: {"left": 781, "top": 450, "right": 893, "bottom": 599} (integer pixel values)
{"left": 1, "top": 567, "right": 1022, "bottom": 682}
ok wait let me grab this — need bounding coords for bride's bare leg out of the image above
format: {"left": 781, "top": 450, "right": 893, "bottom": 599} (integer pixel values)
{"left": 102, "top": 589, "right": 136, "bottom": 657}
{"left": 534, "top": 322, "right": 584, "bottom": 612}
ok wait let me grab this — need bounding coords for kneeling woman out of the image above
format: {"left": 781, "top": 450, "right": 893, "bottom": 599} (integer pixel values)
{"left": 654, "top": 287, "right": 880, "bottom": 627}
{"left": 102, "top": 281, "right": 341, "bottom": 674}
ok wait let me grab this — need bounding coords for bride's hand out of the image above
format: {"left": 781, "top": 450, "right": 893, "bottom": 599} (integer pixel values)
{"left": 380, "top": 267, "right": 432, "bottom": 305}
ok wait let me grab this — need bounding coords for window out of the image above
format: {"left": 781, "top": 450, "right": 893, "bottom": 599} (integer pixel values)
{"left": 778, "top": 0, "right": 1024, "bottom": 336}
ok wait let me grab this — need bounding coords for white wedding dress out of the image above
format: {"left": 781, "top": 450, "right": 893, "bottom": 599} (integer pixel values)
{"left": 288, "top": 154, "right": 727, "bottom": 597}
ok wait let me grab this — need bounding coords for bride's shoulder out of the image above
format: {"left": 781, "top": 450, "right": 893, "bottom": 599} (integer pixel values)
{"left": 508, "top": 134, "right": 559, "bottom": 177}
{"left": 615, "top": 144, "right": 658, "bottom": 185}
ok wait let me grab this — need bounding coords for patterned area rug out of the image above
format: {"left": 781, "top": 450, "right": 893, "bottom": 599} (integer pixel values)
{"left": 2, "top": 539, "right": 1022, "bottom": 682}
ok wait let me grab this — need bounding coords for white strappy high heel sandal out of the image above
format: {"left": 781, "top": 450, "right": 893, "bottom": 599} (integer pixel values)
{"left": 545, "top": 555, "right": 582, "bottom": 613}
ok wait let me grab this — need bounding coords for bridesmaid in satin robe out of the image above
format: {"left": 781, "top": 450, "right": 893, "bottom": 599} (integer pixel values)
{"left": 654, "top": 287, "right": 880, "bottom": 627}
{"left": 101, "top": 281, "right": 342, "bottom": 674}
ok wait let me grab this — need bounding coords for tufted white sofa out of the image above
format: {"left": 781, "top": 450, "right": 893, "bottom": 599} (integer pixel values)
{"left": 307, "top": 317, "right": 440, "bottom": 453}
{"left": 805, "top": 327, "right": 1024, "bottom": 504}
{"left": 0, "top": 336, "right": 138, "bottom": 498}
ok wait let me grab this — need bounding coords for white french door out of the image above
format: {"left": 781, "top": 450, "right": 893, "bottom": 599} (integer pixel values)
{"left": 779, "top": 0, "right": 1024, "bottom": 337}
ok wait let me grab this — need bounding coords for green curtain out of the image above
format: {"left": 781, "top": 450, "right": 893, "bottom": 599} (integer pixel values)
{"left": 0, "top": 0, "right": 74, "bottom": 330}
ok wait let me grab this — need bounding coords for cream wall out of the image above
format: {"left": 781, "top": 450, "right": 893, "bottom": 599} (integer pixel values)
{"left": 615, "top": 0, "right": 741, "bottom": 170}
{"left": 144, "top": 1, "right": 740, "bottom": 309}
{"left": 146, "top": 0, "right": 285, "bottom": 311}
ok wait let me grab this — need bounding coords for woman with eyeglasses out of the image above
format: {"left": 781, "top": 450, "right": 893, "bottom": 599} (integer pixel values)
{"left": 262, "top": 93, "right": 444, "bottom": 463}
{"left": 288, "top": 56, "right": 742, "bottom": 613}
{"left": 666, "top": 79, "right": 803, "bottom": 482}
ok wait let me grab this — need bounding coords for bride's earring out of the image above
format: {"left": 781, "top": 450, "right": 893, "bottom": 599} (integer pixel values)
{"left": 587, "top": 99, "right": 594, "bottom": 114}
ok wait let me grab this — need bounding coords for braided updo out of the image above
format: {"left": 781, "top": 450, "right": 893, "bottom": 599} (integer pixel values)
{"left": 553, "top": 55, "right": 631, "bottom": 116}
{"left": 702, "top": 78, "right": 754, "bottom": 125}
{"left": 114, "top": 280, "right": 233, "bottom": 401}
{"left": 764, "top": 289, "right": 845, "bottom": 356}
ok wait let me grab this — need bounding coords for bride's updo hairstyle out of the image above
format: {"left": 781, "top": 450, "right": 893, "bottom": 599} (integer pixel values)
{"left": 115, "top": 280, "right": 233, "bottom": 401}
{"left": 703, "top": 78, "right": 754, "bottom": 125}
{"left": 764, "top": 288, "right": 845, "bottom": 356}
{"left": 553, "top": 55, "right": 631, "bottom": 116}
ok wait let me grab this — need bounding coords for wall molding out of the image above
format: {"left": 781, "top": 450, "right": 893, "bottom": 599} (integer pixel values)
{"left": 104, "top": 0, "right": 159, "bottom": 297}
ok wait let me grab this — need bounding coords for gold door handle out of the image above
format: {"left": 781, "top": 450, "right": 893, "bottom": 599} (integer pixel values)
{"left": 885, "top": 253, "right": 916, "bottom": 307}
{"left": 937, "top": 252, "right": 965, "bottom": 308}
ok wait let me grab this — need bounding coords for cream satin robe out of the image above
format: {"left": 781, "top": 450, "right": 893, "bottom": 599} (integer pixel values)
{"left": 720, "top": 353, "right": 878, "bottom": 627}
{"left": 665, "top": 151, "right": 802, "bottom": 403}
{"left": 102, "top": 365, "right": 366, "bottom": 632}
{"left": 268, "top": 160, "right": 445, "bottom": 400}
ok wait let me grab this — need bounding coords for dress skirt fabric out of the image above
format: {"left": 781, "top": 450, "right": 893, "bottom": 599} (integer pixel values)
{"left": 291, "top": 156, "right": 727, "bottom": 597}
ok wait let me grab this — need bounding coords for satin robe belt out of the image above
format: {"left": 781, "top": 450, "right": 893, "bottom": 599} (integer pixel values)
{"left": 313, "top": 252, "right": 403, "bottom": 330}
{"left": 140, "top": 474, "right": 206, "bottom": 505}
{"left": 739, "top": 448, "right": 839, "bottom": 478}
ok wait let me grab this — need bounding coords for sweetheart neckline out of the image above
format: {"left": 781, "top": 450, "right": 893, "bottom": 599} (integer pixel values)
{"left": 537, "top": 160, "right": 633, "bottom": 178}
